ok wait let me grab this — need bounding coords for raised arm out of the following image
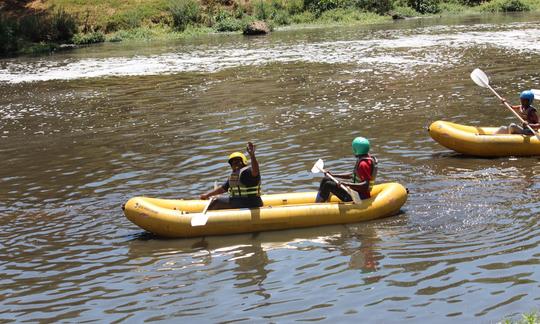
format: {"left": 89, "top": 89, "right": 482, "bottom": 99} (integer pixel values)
{"left": 247, "top": 142, "right": 259, "bottom": 177}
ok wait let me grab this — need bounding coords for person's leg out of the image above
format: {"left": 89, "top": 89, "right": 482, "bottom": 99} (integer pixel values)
{"left": 316, "top": 177, "right": 352, "bottom": 202}
{"left": 207, "top": 196, "right": 233, "bottom": 210}
{"left": 494, "top": 125, "right": 509, "bottom": 134}
{"left": 508, "top": 123, "right": 523, "bottom": 134}
{"left": 229, "top": 197, "right": 264, "bottom": 209}
{"left": 316, "top": 177, "right": 333, "bottom": 202}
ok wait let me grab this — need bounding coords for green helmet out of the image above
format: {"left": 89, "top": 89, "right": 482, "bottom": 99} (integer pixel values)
{"left": 352, "top": 137, "right": 370, "bottom": 156}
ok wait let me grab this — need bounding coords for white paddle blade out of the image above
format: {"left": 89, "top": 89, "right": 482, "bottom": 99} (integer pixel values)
{"left": 191, "top": 197, "right": 215, "bottom": 226}
{"left": 311, "top": 159, "right": 324, "bottom": 173}
{"left": 348, "top": 189, "right": 362, "bottom": 204}
{"left": 190, "top": 213, "right": 208, "bottom": 226}
{"left": 532, "top": 89, "right": 540, "bottom": 100}
{"left": 470, "top": 68, "right": 489, "bottom": 88}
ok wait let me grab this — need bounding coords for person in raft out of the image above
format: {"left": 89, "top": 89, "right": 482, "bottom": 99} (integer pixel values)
{"left": 200, "top": 142, "right": 263, "bottom": 210}
{"left": 495, "top": 90, "right": 539, "bottom": 135}
{"left": 315, "top": 137, "right": 378, "bottom": 203}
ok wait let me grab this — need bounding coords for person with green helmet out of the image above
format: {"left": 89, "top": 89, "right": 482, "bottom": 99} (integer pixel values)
{"left": 495, "top": 90, "right": 539, "bottom": 135}
{"left": 315, "top": 137, "right": 378, "bottom": 203}
{"left": 200, "top": 141, "right": 263, "bottom": 209}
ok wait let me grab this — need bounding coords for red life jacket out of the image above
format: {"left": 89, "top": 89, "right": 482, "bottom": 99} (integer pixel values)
{"left": 352, "top": 155, "right": 378, "bottom": 198}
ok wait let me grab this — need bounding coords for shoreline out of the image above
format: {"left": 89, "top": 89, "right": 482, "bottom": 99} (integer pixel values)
{"left": 2, "top": 0, "right": 540, "bottom": 58}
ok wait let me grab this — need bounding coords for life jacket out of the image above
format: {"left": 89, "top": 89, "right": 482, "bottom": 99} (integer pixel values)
{"left": 228, "top": 166, "right": 261, "bottom": 198}
{"left": 352, "top": 155, "right": 378, "bottom": 192}
{"left": 519, "top": 105, "right": 537, "bottom": 123}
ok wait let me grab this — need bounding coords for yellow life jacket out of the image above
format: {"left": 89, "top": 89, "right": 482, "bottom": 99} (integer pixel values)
{"left": 228, "top": 166, "right": 261, "bottom": 198}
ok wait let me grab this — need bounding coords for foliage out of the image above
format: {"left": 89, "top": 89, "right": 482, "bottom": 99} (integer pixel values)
{"left": 459, "top": 0, "right": 486, "bottom": 5}
{"left": 391, "top": 5, "right": 420, "bottom": 16}
{"left": 303, "top": 0, "right": 351, "bottom": 16}
{"left": 105, "top": 10, "right": 144, "bottom": 33}
{"left": 478, "top": 0, "right": 530, "bottom": 11}
{"left": 438, "top": 2, "right": 469, "bottom": 12}
{"left": 284, "top": 0, "right": 305, "bottom": 15}
{"left": 272, "top": 9, "right": 292, "bottom": 25}
{"left": 254, "top": 0, "right": 274, "bottom": 20}
{"left": 50, "top": 8, "right": 78, "bottom": 42}
{"left": 0, "top": 15, "right": 19, "bottom": 55}
{"left": 18, "top": 14, "right": 51, "bottom": 42}
{"left": 408, "top": 0, "right": 441, "bottom": 13}
{"left": 168, "top": 0, "right": 201, "bottom": 31}
{"left": 214, "top": 16, "right": 244, "bottom": 31}
{"left": 355, "top": 0, "right": 394, "bottom": 14}
{"left": 290, "top": 10, "right": 317, "bottom": 23}
{"left": 72, "top": 31, "right": 106, "bottom": 44}
{"left": 318, "top": 8, "right": 385, "bottom": 22}
{"left": 17, "top": 8, "right": 77, "bottom": 42}
{"left": 502, "top": 310, "right": 540, "bottom": 324}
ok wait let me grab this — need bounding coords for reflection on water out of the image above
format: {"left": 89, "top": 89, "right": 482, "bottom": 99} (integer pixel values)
{"left": 1, "top": 13, "right": 540, "bottom": 323}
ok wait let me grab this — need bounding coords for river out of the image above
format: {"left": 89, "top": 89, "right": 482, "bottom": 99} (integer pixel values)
{"left": 1, "top": 12, "right": 540, "bottom": 323}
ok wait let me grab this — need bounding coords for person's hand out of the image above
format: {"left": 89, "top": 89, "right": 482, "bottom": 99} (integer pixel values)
{"left": 523, "top": 122, "right": 530, "bottom": 128}
{"left": 501, "top": 97, "right": 507, "bottom": 103}
{"left": 247, "top": 142, "right": 256, "bottom": 156}
{"left": 200, "top": 193, "right": 209, "bottom": 200}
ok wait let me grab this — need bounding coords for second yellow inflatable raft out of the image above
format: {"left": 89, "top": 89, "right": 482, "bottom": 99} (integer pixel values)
{"left": 429, "top": 120, "right": 540, "bottom": 157}
{"left": 123, "top": 182, "right": 408, "bottom": 238}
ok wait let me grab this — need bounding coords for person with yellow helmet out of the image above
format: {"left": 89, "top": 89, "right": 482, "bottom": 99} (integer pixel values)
{"left": 315, "top": 137, "right": 377, "bottom": 203}
{"left": 200, "top": 141, "right": 262, "bottom": 209}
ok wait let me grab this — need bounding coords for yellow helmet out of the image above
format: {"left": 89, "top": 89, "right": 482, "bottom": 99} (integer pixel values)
{"left": 228, "top": 152, "right": 248, "bottom": 165}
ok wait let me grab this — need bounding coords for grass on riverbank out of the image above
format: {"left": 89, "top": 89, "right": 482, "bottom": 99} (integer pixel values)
{"left": 2, "top": 0, "right": 540, "bottom": 57}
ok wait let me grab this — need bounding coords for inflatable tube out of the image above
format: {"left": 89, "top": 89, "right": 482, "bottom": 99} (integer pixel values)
{"left": 428, "top": 120, "right": 540, "bottom": 157}
{"left": 123, "top": 182, "right": 408, "bottom": 238}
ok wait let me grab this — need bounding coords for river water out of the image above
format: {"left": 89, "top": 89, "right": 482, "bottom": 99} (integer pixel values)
{"left": 2, "top": 13, "right": 540, "bottom": 323}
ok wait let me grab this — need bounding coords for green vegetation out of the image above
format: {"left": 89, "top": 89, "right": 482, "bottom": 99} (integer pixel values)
{"left": 2, "top": 0, "right": 540, "bottom": 57}
{"left": 502, "top": 310, "right": 540, "bottom": 324}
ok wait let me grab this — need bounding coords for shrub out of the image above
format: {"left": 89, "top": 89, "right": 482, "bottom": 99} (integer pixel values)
{"left": 169, "top": 0, "right": 201, "bottom": 31}
{"left": 18, "top": 14, "right": 51, "bottom": 42}
{"left": 438, "top": 2, "right": 469, "bottom": 12}
{"left": 355, "top": 0, "right": 393, "bottom": 14}
{"left": 391, "top": 5, "right": 419, "bottom": 16}
{"left": 304, "top": 0, "right": 351, "bottom": 16}
{"left": 214, "top": 17, "right": 244, "bottom": 31}
{"left": 50, "top": 8, "right": 77, "bottom": 42}
{"left": 0, "top": 15, "right": 18, "bottom": 55}
{"left": 254, "top": 0, "right": 274, "bottom": 20}
{"left": 285, "top": 0, "right": 305, "bottom": 14}
{"left": 105, "top": 10, "right": 144, "bottom": 33}
{"left": 460, "top": 0, "right": 486, "bottom": 5}
{"left": 17, "top": 8, "right": 77, "bottom": 43}
{"left": 272, "top": 9, "right": 292, "bottom": 25}
{"left": 408, "top": 0, "right": 440, "bottom": 13}
{"left": 479, "top": 0, "right": 530, "bottom": 12}
{"left": 290, "top": 10, "right": 317, "bottom": 23}
{"left": 72, "top": 32, "right": 105, "bottom": 45}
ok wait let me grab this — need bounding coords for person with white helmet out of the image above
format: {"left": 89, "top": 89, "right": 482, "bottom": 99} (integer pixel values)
{"left": 200, "top": 142, "right": 262, "bottom": 210}
{"left": 495, "top": 90, "right": 539, "bottom": 135}
{"left": 315, "top": 137, "right": 378, "bottom": 203}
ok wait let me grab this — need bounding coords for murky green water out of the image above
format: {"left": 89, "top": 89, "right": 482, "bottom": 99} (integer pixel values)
{"left": 1, "top": 13, "right": 540, "bottom": 323}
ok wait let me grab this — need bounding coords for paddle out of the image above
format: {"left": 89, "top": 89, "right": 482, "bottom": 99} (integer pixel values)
{"left": 190, "top": 197, "right": 216, "bottom": 226}
{"left": 470, "top": 68, "right": 538, "bottom": 135}
{"left": 311, "top": 159, "right": 361, "bottom": 204}
{"left": 191, "top": 181, "right": 219, "bottom": 227}
{"left": 532, "top": 89, "right": 540, "bottom": 100}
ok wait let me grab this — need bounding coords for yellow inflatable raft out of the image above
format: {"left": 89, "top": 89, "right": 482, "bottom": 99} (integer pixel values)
{"left": 123, "top": 182, "right": 408, "bottom": 238}
{"left": 428, "top": 120, "right": 540, "bottom": 157}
